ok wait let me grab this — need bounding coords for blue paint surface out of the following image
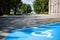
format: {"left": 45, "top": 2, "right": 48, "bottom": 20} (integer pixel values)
{"left": 5, "top": 23, "right": 60, "bottom": 40}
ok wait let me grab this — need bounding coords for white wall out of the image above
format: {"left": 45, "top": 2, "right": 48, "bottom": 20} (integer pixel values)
{"left": 49, "top": 0, "right": 60, "bottom": 15}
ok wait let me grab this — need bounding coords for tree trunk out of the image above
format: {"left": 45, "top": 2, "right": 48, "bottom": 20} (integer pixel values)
{"left": 0, "top": 10, "right": 3, "bottom": 16}
{"left": 14, "top": 6, "right": 17, "bottom": 15}
{"left": 0, "top": 6, "right": 3, "bottom": 16}
{"left": 6, "top": 5, "right": 10, "bottom": 15}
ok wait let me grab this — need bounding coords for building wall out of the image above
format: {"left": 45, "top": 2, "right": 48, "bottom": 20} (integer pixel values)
{"left": 49, "top": 0, "right": 60, "bottom": 15}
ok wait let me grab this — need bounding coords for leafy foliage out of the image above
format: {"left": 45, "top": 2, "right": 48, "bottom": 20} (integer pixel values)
{"left": 33, "top": 0, "right": 48, "bottom": 14}
{"left": 20, "top": 4, "right": 32, "bottom": 14}
{"left": 0, "top": 0, "right": 22, "bottom": 15}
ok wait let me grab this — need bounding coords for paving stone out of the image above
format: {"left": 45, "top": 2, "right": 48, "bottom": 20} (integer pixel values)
{"left": 0, "top": 16, "right": 60, "bottom": 40}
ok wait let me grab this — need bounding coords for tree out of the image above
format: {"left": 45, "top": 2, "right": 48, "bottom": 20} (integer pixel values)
{"left": 0, "top": 0, "right": 22, "bottom": 16}
{"left": 20, "top": 4, "right": 32, "bottom": 14}
{"left": 33, "top": 0, "right": 48, "bottom": 14}
{"left": 0, "top": 0, "right": 11, "bottom": 15}
{"left": 44, "top": 0, "right": 49, "bottom": 12}
{"left": 10, "top": 0, "right": 22, "bottom": 15}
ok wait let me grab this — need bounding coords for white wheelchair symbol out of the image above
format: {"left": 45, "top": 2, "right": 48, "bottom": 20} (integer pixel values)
{"left": 31, "top": 30, "right": 53, "bottom": 38}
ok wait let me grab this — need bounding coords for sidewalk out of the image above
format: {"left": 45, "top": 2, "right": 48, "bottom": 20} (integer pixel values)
{"left": 0, "top": 15, "right": 60, "bottom": 40}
